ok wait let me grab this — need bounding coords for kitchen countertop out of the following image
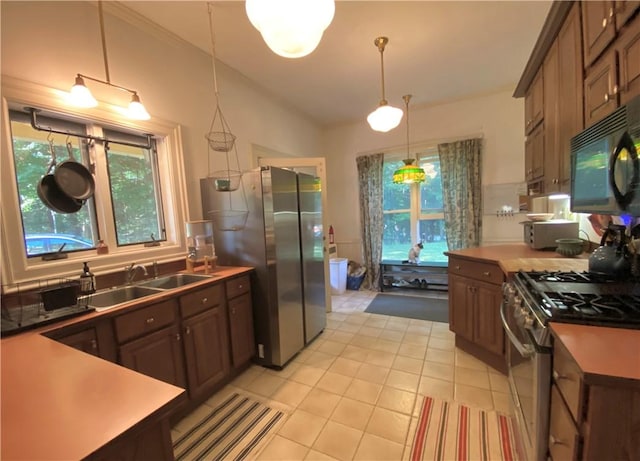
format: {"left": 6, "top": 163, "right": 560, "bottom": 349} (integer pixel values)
{"left": 550, "top": 323, "right": 640, "bottom": 388}
{"left": 445, "top": 243, "right": 589, "bottom": 274}
{"left": 1, "top": 265, "right": 253, "bottom": 460}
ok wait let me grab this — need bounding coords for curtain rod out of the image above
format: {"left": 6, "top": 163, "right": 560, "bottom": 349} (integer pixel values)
{"left": 27, "top": 107, "right": 153, "bottom": 150}
{"left": 358, "top": 131, "right": 484, "bottom": 158}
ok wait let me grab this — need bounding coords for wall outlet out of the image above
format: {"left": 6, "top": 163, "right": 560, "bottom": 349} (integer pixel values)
{"left": 258, "top": 344, "right": 264, "bottom": 358}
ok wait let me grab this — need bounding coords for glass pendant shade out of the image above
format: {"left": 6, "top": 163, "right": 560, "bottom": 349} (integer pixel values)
{"left": 367, "top": 103, "right": 403, "bottom": 133}
{"left": 128, "top": 93, "right": 151, "bottom": 120}
{"left": 246, "top": 0, "right": 335, "bottom": 58}
{"left": 70, "top": 76, "right": 98, "bottom": 108}
{"left": 393, "top": 159, "right": 426, "bottom": 184}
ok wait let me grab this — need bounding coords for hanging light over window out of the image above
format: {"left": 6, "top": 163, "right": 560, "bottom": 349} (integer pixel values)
{"left": 393, "top": 94, "right": 426, "bottom": 184}
{"left": 245, "top": 0, "right": 335, "bottom": 58}
{"left": 367, "top": 36, "right": 403, "bottom": 133}
{"left": 68, "top": 0, "right": 150, "bottom": 120}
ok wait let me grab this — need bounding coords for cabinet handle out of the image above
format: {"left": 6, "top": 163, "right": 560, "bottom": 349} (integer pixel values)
{"left": 609, "top": 7, "right": 615, "bottom": 18}
{"left": 455, "top": 265, "right": 461, "bottom": 270}
{"left": 185, "top": 326, "right": 191, "bottom": 335}
{"left": 602, "top": 17, "right": 608, "bottom": 28}
{"left": 176, "top": 333, "right": 181, "bottom": 341}
{"left": 146, "top": 317, "right": 155, "bottom": 324}
{"left": 201, "top": 297, "right": 208, "bottom": 304}
{"left": 604, "top": 85, "right": 619, "bottom": 102}
{"left": 231, "top": 307, "right": 236, "bottom": 315}
{"left": 90, "top": 339, "right": 97, "bottom": 350}
{"left": 552, "top": 370, "right": 571, "bottom": 381}
{"left": 238, "top": 284, "right": 243, "bottom": 289}
{"left": 483, "top": 271, "right": 491, "bottom": 277}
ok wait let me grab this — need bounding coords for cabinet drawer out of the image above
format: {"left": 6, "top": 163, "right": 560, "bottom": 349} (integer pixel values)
{"left": 226, "top": 275, "right": 250, "bottom": 299}
{"left": 553, "top": 339, "right": 583, "bottom": 423}
{"left": 549, "top": 384, "right": 579, "bottom": 461}
{"left": 114, "top": 300, "right": 177, "bottom": 343}
{"left": 448, "top": 258, "right": 503, "bottom": 285}
{"left": 179, "top": 284, "right": 223, "bottom": 318}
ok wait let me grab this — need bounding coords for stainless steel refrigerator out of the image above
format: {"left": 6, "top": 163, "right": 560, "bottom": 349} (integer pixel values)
{"left": 200, "top": 166, "right": 326, "bottom": 368}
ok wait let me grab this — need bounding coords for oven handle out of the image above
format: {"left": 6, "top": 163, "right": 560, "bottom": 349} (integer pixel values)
{"left": 500, "top": 300, "right": 535, "bottom": 358}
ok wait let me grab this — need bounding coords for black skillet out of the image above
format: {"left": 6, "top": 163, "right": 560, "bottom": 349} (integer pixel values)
{"left": 37, "top": 141, "right": 83, "bottom": 214}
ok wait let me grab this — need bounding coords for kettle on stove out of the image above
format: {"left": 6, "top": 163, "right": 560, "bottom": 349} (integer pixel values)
{"left": 588, "top": 223, "right": 631, "bottom": 278}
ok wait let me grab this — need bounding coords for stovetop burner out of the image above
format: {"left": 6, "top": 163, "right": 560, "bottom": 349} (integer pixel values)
{"left": 514, "top": 270, "right": 640, "bottom": 329}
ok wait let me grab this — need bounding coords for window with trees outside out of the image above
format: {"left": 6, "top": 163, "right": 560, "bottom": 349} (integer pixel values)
{"left": 382, "top": 148, "right": 448, "bottom": 263}
{"left": 9, "top": 111, "right": 165, "bottom": 258}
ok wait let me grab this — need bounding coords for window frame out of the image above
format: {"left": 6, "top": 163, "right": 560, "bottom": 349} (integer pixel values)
{"left": 382, "top": 146, "right": 446, "bottom": 261}
{"left": 1, "top": 76, "right": 190, "bottom": 284}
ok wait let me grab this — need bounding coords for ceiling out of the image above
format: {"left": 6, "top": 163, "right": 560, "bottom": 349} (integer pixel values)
{"left": 120, "top": 1, "right": 552, "bottom": 127}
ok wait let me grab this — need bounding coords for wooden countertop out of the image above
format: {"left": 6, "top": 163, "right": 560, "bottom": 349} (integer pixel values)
{"left": 1, "top": 265, "right": 253, "bottom": 460}
{"left": 550, "top": 323, "right": 640, "bottom": 388}
{"left": 445, "top": 243, "right": 589, "bottom": 274}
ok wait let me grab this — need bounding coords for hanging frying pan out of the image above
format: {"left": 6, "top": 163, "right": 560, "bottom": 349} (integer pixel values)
{"left": 54, "top": 142, "right": 95, "bottom": 200}
{"left": 37, "top": 140, "right": 83, "bottom": 214}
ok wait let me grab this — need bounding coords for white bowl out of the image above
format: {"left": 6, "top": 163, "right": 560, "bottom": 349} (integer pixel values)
{"left": 526, "top": 213, "right": 555, "bottom": 222}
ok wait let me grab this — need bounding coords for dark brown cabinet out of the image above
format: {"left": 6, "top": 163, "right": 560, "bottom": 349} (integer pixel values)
{"left": 584, "top": 47, "right": 619, "bottom": 126}
{"left": 182, "top": 307, "right": 230, "bottom": 399}
{"left": 525, "top": 70, "right": 544, "bottom": 135}
{"left": 86, "top": 420, "right": 174, "bottom": 461}
{"left": 57, "top": 327, "right": 100, "bottom": 356}
{"left": 226, "top": 275, "right": 255, "bottom": 368}
{"left": 119, "top": 324, "right": 187, "bottom": 389}
{"left": 448, "top": 256, "right": 505, "bottom": 373}
{"left": 525, "top": 123, "right": 544, "bottom": 184}
{"left": 615, "top": 14, "right": 640, "bottom": 104}
{"left": 47, "top": 319, "right": 117, "bottom": 362}
{"left": 582, "top": 1, "right": 617, "bottom": 67}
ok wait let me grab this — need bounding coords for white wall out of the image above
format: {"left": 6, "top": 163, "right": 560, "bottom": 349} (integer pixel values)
{"left": 323, "top": 89, "right": 526, "bottom": 262}
{"left": 1, "top": 1, "right": 324, "bottom": 223}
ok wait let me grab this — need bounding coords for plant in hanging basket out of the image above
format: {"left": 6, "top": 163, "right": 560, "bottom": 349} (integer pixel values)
{"left": 205, "top": 130, "right": 236, "bottom": 152}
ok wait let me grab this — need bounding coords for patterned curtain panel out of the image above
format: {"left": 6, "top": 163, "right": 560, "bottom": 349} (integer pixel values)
{"left": 356, "top": 153, "right": 384, "bottom": 291}
{"left": 438, "top": 138, "right": 482, "bottom": 250}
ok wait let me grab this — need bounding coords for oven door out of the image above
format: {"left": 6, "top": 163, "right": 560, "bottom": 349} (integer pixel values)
{"left": 500, "top": 300, "right": 551, "bottom": 461}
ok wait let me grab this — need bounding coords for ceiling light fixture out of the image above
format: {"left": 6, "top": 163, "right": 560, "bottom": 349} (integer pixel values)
{"left": 245, "top": 0, "right": 335, "bottom": 58}
{"left": 367, "top": 36, "right": 403, "bottom": 133}
{"left": 393, "top": 94, "right": 426, "bottom": 184}
{"left": 68, "top": 0, "right": 150, "bottom": 120}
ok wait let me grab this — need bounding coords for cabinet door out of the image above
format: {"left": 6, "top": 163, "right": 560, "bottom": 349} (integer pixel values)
{"left": 182, "top": 307, "right": 230, "bottom": 399}
{"left": 86, "top": 420, "right": 173, "bottom": 461}
{"left": 557, "top": 3, "right": 585, "bottom": 191}
{"left": 616, "top": 14, "right": 640, "bottom": 104}
{"left": 448, "top": 274, "right": 473, "bottom": 341}
{"left": 525, "top": 70, "right": 544, "bottom": 135}
{"left": 228, "top": 293, "right": 255, "bottom": 367}
{"left": 56, "top": 327, "right": 100, "bottom": 357}
{"left": 582, "top": 1, "right": 617, "bottom": 67}
{"left": 584, "top": 48, "right": 618, "bottom": 127}
{"left": 525, "top": 123, "right": 545, "bottom": 183}
{"left": 615, "top": 1, "right": 640, "bottom": 29}
{"left": 119, "top": 324, "right": 187, "bottom": 389}
{"left": 473, "top": 280, "right": 504, "bottom": 357}
{"left": 544, "top": 39, "right": 560, "bottom": 192}
{"left": 548, "top": 385, "right": 580, "bottom": 461}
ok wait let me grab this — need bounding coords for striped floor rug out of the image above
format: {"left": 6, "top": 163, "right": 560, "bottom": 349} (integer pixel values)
{"left": 173, "top": 393, "right": 286, "bottom": 461}
{"left": 410, "top": 396, "right": 521, "bottom": 461}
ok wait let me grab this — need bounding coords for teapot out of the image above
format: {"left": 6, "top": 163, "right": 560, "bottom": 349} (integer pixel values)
{"left": 588, "top": 223, "right": 631, "bottom": 278}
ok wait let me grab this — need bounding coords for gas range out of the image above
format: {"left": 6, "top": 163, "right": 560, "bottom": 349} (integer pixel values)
{"left": 504, "top": 270, "right": 640, "bottom": 347}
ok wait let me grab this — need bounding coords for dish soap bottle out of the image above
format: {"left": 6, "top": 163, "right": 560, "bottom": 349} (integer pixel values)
{"left": 79, "top": 262, "right": 96, "bottom": 294}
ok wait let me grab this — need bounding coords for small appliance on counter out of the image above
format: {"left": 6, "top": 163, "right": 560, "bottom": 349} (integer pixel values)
{"left": 523, "top": 219, "right": 579, "bottom": 249}
{"left": 588, "top": 221, "right": 639, "bottom": 279}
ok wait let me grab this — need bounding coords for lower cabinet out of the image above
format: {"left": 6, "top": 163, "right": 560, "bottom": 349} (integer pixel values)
{"left": 448, "top": 256, "right": 506, "bottom": 373}
{"left": 86, "top": 419, "right": 173, "bottom": 461}
{"left": 226, "top": 275, "right": 255, "bottom": 367}
{"left": 46, "top": 319, "right": 117, "bottom": 362}
{"left": 182, "top": 307, "right": 230, "bottom": 399}
{"left": 119, "top": 324, "right": 187, "bottom": 389}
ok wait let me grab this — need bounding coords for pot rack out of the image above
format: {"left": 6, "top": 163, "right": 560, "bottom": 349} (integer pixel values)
{"left": 26, "top": 107, "right": 153, "bottom": 150}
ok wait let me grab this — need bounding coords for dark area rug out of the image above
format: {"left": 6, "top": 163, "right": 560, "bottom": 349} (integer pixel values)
{"left": 364, "top": 293, "right": 449, "bottom": 323}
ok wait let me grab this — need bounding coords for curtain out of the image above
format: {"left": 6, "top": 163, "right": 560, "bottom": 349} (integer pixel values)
{"left": 356, "top": 153, "right": 384, "bottom": 291}
{"left": 438, "top": 138, "right": 482, "bottom": 250}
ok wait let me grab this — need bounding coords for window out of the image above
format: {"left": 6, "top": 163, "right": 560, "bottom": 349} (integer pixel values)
{"left": 1, "top": 77, "right": 188, "bottom": 284}
{"left": 382, "top": 149, "right": 447, "bottom": 263}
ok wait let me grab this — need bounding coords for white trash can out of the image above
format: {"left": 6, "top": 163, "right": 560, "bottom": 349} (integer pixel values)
{"left": 329, "top": 258, "right": 348, "bottom": 295}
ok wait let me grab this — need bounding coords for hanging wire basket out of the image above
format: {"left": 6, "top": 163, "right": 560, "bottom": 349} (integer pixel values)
{"left": 209, "top": 169, "right": 242, "bottom": 192}
{"left": 205, "top": 103, "right": 236, "bottom": 152}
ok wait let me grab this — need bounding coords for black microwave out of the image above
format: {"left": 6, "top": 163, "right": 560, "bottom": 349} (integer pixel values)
{"left": 570, "top": 95, "right": 640, "bottom": 217}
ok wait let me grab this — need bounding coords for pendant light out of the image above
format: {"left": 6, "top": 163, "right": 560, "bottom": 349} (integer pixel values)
{"left": 246, "top": 0, "right": 335, "bottom": 58}
{"left": 367, "top": 37, "right": 403, "bottom": 133}
{"left": 393, "top": 95, "right": 426, "bottom": 184}
{"left": 68, "top": 0, "right": 150, "bottom": 120}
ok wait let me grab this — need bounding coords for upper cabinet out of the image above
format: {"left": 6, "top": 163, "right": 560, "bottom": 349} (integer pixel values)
{"left": 582, "top": 1, "right": 617, "bottom": 67}
{"left": 525, "top": 70, "right": 544, "bottom": 135}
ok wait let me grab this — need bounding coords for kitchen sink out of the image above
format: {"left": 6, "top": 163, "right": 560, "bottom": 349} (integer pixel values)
{"left": 136, "top": 273, "right": 215, "bottom": 290}
{"left": 88, "top": 285, "right": 164, "bottom": 311}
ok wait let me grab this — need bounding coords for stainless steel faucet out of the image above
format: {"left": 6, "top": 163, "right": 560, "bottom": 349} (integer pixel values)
{"left": 125, "top": 263, "right": 148, "bottom": 284}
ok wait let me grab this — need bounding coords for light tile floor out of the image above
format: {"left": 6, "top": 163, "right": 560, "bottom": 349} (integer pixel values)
{"left": 172, "top": 290, "right": 513, "bottom": 461}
